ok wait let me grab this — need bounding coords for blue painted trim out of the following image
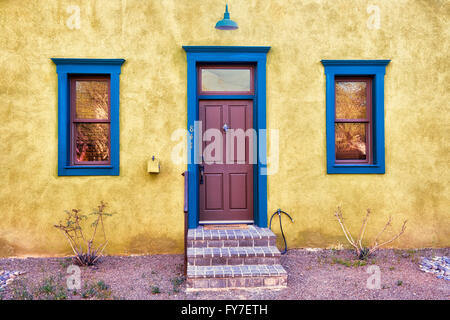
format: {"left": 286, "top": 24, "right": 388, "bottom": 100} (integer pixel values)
{"left": 321, "top": 60, "right": 390, "bottom": 66}
{"left": 256, "top": 56, "right": 268, "bottom": 228}
{"left": 183, "top": 46, "right": 270, "bottom": 228}
{"left": 321, "top": 60, "right": 390, "bottom": 174}
{"left": 182, "top": 46, "right": 271, "bottom": 53}
{"left": 52, "top": 58, "right": 125, "bottom": 176}
{"left": 51, "top": 58, "right": 125, "bottom": 65}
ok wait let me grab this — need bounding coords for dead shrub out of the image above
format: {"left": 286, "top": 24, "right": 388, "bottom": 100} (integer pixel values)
{"left": 334, "top": 206, "right": 407, "bottom": 260}
{"left": 54, "top": 201, "right": 114, "bottom": 266}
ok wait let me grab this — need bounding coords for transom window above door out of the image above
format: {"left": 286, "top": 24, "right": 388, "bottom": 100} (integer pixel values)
{"left": 198, "top": 65, "right": 254, "bottom": 95}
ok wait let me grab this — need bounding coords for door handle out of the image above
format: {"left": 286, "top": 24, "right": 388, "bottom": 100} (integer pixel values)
{"left": 199, "top": 165, "right": 204, "bottom": 184}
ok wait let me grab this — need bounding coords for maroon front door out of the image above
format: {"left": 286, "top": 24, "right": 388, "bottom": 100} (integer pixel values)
{"left": 199, "top": 100, "right": 254, "bottom": 223}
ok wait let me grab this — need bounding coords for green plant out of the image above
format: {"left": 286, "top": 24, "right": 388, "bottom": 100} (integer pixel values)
{"left": 400, "top": 249, "right": 420, "bottom": 262}
{"left": 55, "top": 290, "right": 68, "bottom": 300}
{"left": 151, "top": 286, "right": 161, "bottom": 294}
{"left": 331, "top": 257, "right": 367, "bottom": 267}
{"left": 38, "top": 278, "right": 56, "bottom": 295}
{"left": 334, "top": 206, "right": 407, "bottom": 260}
{"left": 171, "top": 276, "right": 185, "bottom": 293}
{"left": 396, "top": 280, "right": 403, "bottom": 286}
{"left": 10, "top": 280, "right": 34, "bottom": 300}
{"left": 54, "top": 201, "right": 115, "bottom": 266}
{"left": 81, "top": 281, "right": 112, "bottom": 299}
{"left": 82, "top": 284, "right": 96, "bottom": 298}
{"left": 59, "top": 257, "right": 72, "bottom": 269}
{"left": 36, "top": 276, "right": 67, "bottom": 300}
{"left": 96, "top": 280, "right": 109, "bottom": 291}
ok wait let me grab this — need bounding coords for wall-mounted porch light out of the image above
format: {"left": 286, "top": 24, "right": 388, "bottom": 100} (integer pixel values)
{"left": 215, "top": 4, "right": 238, "bottom": 30}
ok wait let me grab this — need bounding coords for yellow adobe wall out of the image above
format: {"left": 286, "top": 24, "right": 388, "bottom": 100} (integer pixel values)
{"left": 0, "top": 0, "right": 448, "bottom": 256}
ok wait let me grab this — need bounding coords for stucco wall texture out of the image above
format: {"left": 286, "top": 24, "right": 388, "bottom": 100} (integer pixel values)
{"left": 0, "top": 0, "right": 449, "bottom": 257}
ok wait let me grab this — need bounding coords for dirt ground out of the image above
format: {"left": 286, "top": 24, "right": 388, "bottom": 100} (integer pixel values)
{"left": 0, "top": 248, "right": 448, "bottom": 300}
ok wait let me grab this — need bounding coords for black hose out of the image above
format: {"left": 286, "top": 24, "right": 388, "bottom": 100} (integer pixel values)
{"left": 269, "top": 209, "right": 294, "bottom": 255}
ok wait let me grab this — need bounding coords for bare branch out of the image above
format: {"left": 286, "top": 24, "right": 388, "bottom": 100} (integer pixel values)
{"left": 91, "top": 241, "right": 108, "bottom": 264}
{"left": 334, "top": 207, "right": 359, "bottom": 254}
{"left": 57, "top": 229, "right": 83, "bottom": 265}
{"left": 358, "top": 209, "right": 371, "bottom": 249}
{"left": 369, "top": 220, "right": 407, "bottom": 255}
{"left": 373, "top": 216, "right": 392, "bottom": 246}
{"left": 54, "top": 201, "right": 114, "bottom": 266}
{"left": 334, "top": 206, "right": 407, "bottom": 260}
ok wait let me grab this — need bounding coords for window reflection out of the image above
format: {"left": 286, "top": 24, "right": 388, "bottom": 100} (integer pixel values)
{"left": 76, "top": 123, "right": 110, "bottom": 162}
{"left": 201, "top": 69, "right": 251, "bottom": 92}
{"left": 75, "top": 81, "right": 109, "bottom": 119}
{"left": 335, "top": 81, "right": 367, "bottom": 119}
{"left": 335, "top": 123, "right": 366, "bottom": 160}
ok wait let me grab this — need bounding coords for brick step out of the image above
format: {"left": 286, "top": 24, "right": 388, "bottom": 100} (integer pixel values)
{"left": 187, "top": 246, "right": 281, "bottom": 266}
{"left": 186, "top": 264, "right": 287, "bottom": 290}
{"left": 187, "top": 226, "right": 276, "bottom": 248}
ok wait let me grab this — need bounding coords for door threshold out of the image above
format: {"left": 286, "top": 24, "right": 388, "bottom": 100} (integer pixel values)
{"left": 203, "top": 224, "right": 250, "bottom": 230}
{"left": 199, "top": 220, "right": 254, "bottom": 225}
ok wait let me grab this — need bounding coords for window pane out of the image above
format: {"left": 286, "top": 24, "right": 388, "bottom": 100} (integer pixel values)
{"left": 335, "top": 123, "right": 366, "bottom": 160}
{"left": 335, "top": 81, "right": 367, "bottom": 119}
{"left": 75, "top": 81, "right": 109, "bottom": 119}
{"left": 201, "top": 69, "right": 251, "bottom": 92}
{"left": 76, "top": 123, "right": 110, "bottom": 162}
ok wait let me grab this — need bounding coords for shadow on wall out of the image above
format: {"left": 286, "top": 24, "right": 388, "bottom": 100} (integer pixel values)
{"left": 0, "top": 238, "right": 16, "bottom": 257}
{"left": 294, "top": 229, "right": 350, "bottom": 248}
{"left": 126, "top": 234, "right": 181, "bottom": 255}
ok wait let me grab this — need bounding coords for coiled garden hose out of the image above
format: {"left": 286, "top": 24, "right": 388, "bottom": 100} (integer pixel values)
{"left": 269, "top": 209, "right": 294, "bottom": 255}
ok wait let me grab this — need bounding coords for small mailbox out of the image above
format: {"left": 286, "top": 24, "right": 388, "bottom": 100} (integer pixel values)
{"left": 148, "top": 156, "right": 160, "bottom": 173}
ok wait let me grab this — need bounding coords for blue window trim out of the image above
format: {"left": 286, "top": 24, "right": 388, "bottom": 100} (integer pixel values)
{"left": 321, "top": 60, "right": 390, "bottom": 174}
{"left": 51, "top": 58, "right": 125, "bottom": 176}
{"left": 183, "top": 46, "right": 270, "bottom": 228}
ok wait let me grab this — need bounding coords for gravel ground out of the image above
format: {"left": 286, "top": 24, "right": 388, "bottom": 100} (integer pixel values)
{"left": 0, "top": 248, "right": 448, "bottom": 300}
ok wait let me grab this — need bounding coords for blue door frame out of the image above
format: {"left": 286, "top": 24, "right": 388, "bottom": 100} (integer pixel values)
{"left": 182, "top": 46, "right": 271, "bottom": 229}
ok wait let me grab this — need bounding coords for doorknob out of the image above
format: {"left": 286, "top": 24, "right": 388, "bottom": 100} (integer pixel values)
{"left": 199, "top": 165, "right": 204, "bottom": 184}
{"left": 222, "top": 123, "right": 229, "bottom": 132}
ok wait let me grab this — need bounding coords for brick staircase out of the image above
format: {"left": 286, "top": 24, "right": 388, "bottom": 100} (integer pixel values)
{"left": 186, "top": 225, "right": 287, "bottom": 290}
